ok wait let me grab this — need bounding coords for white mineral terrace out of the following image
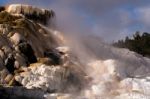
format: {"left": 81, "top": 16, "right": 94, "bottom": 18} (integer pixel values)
{"left": 6, "top": 4, "right": 49, "bottom": 15}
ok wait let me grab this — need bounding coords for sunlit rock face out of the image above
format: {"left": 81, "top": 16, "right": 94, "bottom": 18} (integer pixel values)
{"left": 14, "top": 45, "right": 87, "bottom": 93}
{"left": 15, "top": 64, "right": 67, "bottom": 91}
{"left": 6, "top": 4, "right": 55, "bottom": 25}
{"left": 0, "top": 5, "right": 63, "bottom": 86}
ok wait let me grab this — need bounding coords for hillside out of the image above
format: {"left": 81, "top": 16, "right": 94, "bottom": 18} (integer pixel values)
{"left": 113, "top": 31, "right": 150, "bottom": 58}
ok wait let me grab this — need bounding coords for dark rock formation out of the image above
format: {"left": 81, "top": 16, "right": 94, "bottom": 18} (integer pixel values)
{"left": 4, "top": 54, "right": 15, "bottom": 74}
{"left": 44, "top": 49, "right": 61, "bottom": 65}
{"left": 18, "top": 41, "right": 37, "bottom": 64}
{"left": 0, "top": 87, "right": 45, "bottom": 99}
{"left": 0, "top": 6, "right": 5, "bottom": 12}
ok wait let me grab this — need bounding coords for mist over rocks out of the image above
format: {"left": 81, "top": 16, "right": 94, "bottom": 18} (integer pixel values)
{"left": 0, "top": 3, "right": 150, "bottom": 99}
{"left": 0, "top": 4, "right": 88, "bottom": 99}
{"left": 0, "top": 4, "right": 64, "bottom": 86}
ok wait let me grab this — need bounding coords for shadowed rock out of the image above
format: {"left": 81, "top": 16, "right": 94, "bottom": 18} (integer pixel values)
{"left": 4, "top": 54, "right": 15, "bottom": 74}
{"left": 18, "top": 41, "right": 37, "bottom": 64}
{"left": 44, "top": 49, "right": 61, "bottom": 65}
{"left": 0, "top": 86, "right": 45, "bottom": 99}
{"left": 0, "top": 6, "right": 5, "bottom": 12}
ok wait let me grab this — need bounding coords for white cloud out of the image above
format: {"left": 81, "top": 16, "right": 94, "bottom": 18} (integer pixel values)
{"left": 137, "top": 7, "right": 150, "bottom": 26}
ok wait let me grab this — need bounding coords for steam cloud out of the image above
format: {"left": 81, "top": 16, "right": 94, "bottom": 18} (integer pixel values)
{"left": 4, "top": 0, "right": 150, "bottom": 42}
{"left": 2, "top": 1, "right": 150, "bottom": 99}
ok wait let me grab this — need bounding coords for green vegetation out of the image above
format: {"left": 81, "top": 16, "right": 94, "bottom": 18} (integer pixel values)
{"left": 113, "top": 31, "right": 150, "bottom": 57}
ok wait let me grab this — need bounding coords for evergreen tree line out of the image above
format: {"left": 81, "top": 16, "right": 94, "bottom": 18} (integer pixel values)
{"left": 113, "top": 31, "right": 150, "bottom": 57}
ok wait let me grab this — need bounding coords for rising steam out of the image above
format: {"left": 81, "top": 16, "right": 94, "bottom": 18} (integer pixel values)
{"left": 3, "top": 1, "right": 150, "bottom": 99}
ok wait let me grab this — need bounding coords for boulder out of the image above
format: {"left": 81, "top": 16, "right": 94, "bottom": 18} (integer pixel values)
{"left": 15, "top": 64, "right": 67, "bottom": 91}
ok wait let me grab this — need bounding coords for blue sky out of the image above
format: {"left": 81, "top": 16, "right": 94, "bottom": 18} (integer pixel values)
{"left": 0, "top": 0, "right": 7, "bottom": 5}
{"left": 1, "top": 0, "right": 150, "bottom": 42}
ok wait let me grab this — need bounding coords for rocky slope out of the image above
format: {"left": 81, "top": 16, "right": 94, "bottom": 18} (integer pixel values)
{"left": 0, "top": 4, "right": 150, "bottom": 99}
{"left": 0, "top": 4, "right": 87, "bottom": 99}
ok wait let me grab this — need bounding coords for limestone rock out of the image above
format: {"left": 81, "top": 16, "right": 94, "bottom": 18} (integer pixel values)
{"left": 44, "top": 93, "right": 72, "bottom": 99}
{"left": 0, "top": 69, "right": 8, "bottom": 84}
{"left": 0, "top": 49, "right": 5, "bottom": 59}
{"left": 38, "top": 57, "right": 53, "bottom": 65}
{"left": 4, "top": 74, "right": 13, "bottom": 84}
{"left": 10, "top": 32, "right": 23, "bottom": 45}
{"left": 15, "top": 64, "right": 67, "bottom": 91}
{"left": 2, "top": 46, "right": 12, "bottom": 55}
{"left": 56, "top": 46, "right": 70, "bottom": 54}
{"left": 6, "top": 4, "right": 55, "bottom": 25}
{"left": 14, "top": 60, "right": 20, "bottom": 69}
{"left": 15, "top": 53, "right": 27, "bottom": 67}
